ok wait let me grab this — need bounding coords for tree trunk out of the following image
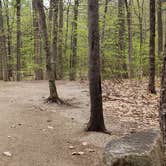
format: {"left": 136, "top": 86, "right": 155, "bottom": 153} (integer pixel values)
{"left": 118, "top": 0, "right": 128, "bottom": 78}
{"left": 52, "top": 0, "right": 59, "bottom": 81}
{"left": 69, "top": 0, "right": 79, "bottom": 81}
{"left": 64, "top": 0, "right": 71, "bottom": 72}
{"left": 0, "top": 0, "right": 8, "bottom": 81}
{"left": 100, "top": 0, "right": 108, "bottom": 77}
{"left": 34, "top": 0, "right": 62, "bottom": 103}
{"left": 157, "top": 0, "right": 163, "bottom": 60}
{"left": 57, "top": 0, "right": 64, "bottom": 79}
{"left": 136, "top": 0, "right": 144, "bottom": 79}
{"left": 0, "top": 53, "right": 3, "bottom": 80}
{"left": 148, "top": 0, "right": 156, "bottom": 94}
{"left": 4, "top": 0, "right": 13, "bottom": 80}
{"left": 16, "top": 0, "right": 21, "bottom": 81}
{"left": 159, "top": 29, "right": 166, "bottom": 153}
{"left": 125, "top": 0, "right": 133, "bottom": 78}
{"left": 87, "top": 0, "right": 106, "bottom": 132}
{"left": 32, "top": 0, "right": 43, "bottom": 80}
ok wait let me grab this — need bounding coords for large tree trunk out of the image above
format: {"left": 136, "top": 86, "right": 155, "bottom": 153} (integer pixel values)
{"left": 157, "top": 0, "right": 163, "bottom": 60}
{"left": 118, "top": 0, "right": 128, "bottom": 78}
{"left": 125, "top": 0, "right": 133, "bottom": 78}
{"left": 34, "top": 0, "right": 62, "bottom": 103}
{"left": 148, "top": 0, "right": 156, "bottom": 94}
{"left": 69, "top": 0, "right": 79, "bottom": 81}
{"left": 32, "top": 0, "right": 43, "bottom": 80}
{"left": 16, "top": 0, "right": 21, "bottom": 81}
{"left": 87, "top": 0, "right": 106, "bottom": 132}
{"left": 0, "top": 0, "right": 8, "bottom": 81}
{"left": 57, "top": 0, "right": 64, "bottom": 79}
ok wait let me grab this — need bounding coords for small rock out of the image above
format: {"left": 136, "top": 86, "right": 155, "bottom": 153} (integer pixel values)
{"left": 10, "top": 125, "right": 16, "bottom": 128}
{"left": 47, "top": 120, "right": 52, "bottom": 123}
{"left": 69, "top": 146, "right": 74, "bottom": 149}
{"left": 87, "top": 148, "right": 95, "bottom": 153}
{"left": 72, "top": 152, "right": 79, "bottom": 155}
{"left": 78, "top": 151, "right": 85, "bottom": 155}
{"left": 82, "top": 142, "right": 88, "bottom": 146}
{"left": 3, "top": 152, "right": 12, "bottom": 157}
{"left": 72, "top": 151, "right": 84, "bottom": 155}
{"left": 48, "top": 126, "right": 54, "bottom": 129}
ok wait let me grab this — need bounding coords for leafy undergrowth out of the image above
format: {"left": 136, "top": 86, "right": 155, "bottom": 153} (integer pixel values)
{"left": 102, "top": 79, "right": 160, "bottom": 132}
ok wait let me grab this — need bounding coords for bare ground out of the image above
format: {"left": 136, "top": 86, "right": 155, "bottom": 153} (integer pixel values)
{"left": 0, "top": 80, "right": 159, "bottom": 166}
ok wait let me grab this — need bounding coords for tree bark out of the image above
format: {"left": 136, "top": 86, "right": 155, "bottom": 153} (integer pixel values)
{"left": 148, "top": 0, "right": 156, "bottom": 94}
{"left": 70, "top": 0, "right": 79, "bottom": 81}
{"left": 159, "top": 29, "right": 166, "bottom": 152}
{"left": 64, "top": 0, "right": 71, "bottom": 72}
{"left": 16, "top": 0, "right": 21, "bottom": 81}
{"left": 0, "top": 0, "right": 8, "bottom": 81}
{"left": 57, "top": 0, "right": 64, "bottom": 79}
{"left": 4, "top": 0, "right": 13, "bottom": 80}
{"left": 157, "top": 0, "right": 163, "bottom": 60}
{"left": 118, "top": 0, "right": 128, "bottom": 78}
{"left": 32, "top": 0, "right": 43, "bottom": 80}
{"left": 136, "top": 0, "right": 144, "bottom": 79}
{"left": 52, "top": 0, "right": 59, "bottom": 81}
{"left": 125, "top": 0, "right": 133, "bottom": 78}
{"left": 87, "top": 0, "right": 106, "bottom": 132}
{"left": 100, "top": 0, "right": 108, "bottom": 77}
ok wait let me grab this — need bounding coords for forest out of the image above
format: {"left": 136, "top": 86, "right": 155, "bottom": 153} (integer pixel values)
{"left": 0, "top": 0, "right": 166, "bottom": 165}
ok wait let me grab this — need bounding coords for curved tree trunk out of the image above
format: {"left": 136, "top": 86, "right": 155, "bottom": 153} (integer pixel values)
{"left": 34, "top": 0, "right": 62, "bottom": 103}
{"left": 87, "top": 0, "right": 106, "bottom": 132}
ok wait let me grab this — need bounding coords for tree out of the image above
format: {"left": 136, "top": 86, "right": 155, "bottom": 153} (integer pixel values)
{"left": 4, "top": 0, "right": 13, "bottom": 80}
{"left": 52, "top": 0, "right": 59, "bottom": 81}
{"left": 64, "top": 0, "right": 71, "bottom": 61}
{"left": 100, "top": 0, "right": 109, "bottom": 76}
{"left": 0, "top": 0, "right": 8, "bottom": 81}
{"left": 32, "top": 0, "right": 43, "bottom": 80}
{"left": 57, "top": 0, "right": 64, "bottom": 79}
{"left": 34, "top": 0, "right": 62, "bottom": 103}
{"left": 148, "top": 0, "right": 156, "bottom": 94}
{"left": 16, "top": 0, "right": 21, "bottom": 81}
{"left": 159, "top": 31, "right": 166, "bottom": 148}
{"left": 135, "top": 0, "right": 144, "bottom": 79}
{"left": 118, "top": 0, "right": 128, "bottom": 78}
{"left": 157, "top": 0, "right": 163, "bottom": 60}
{"left": 70, "top": 0, "right": 79, "bottom": 81}
{"left": 125, "top": 0, "right": 133, "bottom": 78}
{"left": 87, "top": 0, "right": 106, "bottom": 132}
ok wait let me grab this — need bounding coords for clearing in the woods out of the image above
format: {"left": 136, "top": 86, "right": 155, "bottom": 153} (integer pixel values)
{"left": 0, "top": 80, "right": 159, "bottom": 166}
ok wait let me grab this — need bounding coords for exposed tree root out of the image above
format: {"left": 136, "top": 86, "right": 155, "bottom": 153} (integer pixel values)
{"left": 85, "top": 125, "right": 111, "bottom": 135}
{"left": 44, "top": 96, "right": 72, "bottom": 106}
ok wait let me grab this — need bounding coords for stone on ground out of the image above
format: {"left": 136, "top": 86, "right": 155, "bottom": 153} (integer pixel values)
{"left": 103, "top": 129, "right": 163, "bottom": 166}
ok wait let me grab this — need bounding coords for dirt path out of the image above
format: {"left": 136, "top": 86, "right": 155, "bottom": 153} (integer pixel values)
{"left": 0, "top": 81, "right": 114, "bottom": 166}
